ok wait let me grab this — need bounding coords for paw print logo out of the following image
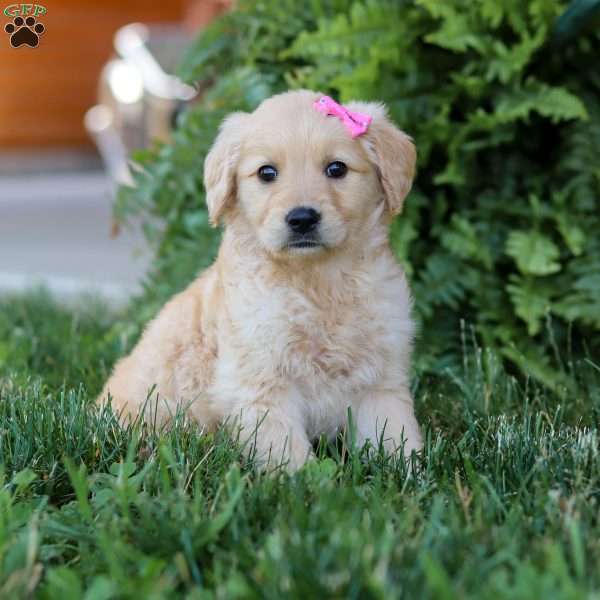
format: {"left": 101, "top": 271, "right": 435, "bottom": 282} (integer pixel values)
{"left": 4, "top": 15, "right": 45, "bottom": 48}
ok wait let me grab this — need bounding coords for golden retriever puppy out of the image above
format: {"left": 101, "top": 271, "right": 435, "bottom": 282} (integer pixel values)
{"left": 99, "top": 89, "right": 422, "bottom": 469}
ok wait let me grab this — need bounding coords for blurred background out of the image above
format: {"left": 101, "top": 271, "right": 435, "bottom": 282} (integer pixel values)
{"left": 0, "top": 0, "right": 229, "bottom": 302}
{"left": 1, "top": 0, "right": 599, "bottom": 385}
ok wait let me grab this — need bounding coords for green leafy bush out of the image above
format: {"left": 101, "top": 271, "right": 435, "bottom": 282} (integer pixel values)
{"left": 118, "top": 0, "right": 600, "bottom": 387}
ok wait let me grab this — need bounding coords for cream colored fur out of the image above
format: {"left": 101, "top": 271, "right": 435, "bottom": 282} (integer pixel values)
{"left": 99, "top": 90, "right": 422, "bottom": 470}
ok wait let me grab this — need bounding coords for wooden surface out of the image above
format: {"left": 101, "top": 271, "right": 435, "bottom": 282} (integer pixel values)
{"left": 0, "top": 1, "right": 189, "bottom": 148}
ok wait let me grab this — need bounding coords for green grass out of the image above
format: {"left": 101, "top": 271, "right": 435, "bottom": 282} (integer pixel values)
{"left": 1, "top": 290, "right": 599, "bottom": 598}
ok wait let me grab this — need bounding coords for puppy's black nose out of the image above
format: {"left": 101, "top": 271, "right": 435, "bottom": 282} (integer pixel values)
{"left": 285, "top": 206, "right": 321, "bottom": 234}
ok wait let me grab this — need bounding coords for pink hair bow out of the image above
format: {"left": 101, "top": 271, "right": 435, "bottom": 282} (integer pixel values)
{"left": 313, "top": 96, "right": 372, "bottom": 138}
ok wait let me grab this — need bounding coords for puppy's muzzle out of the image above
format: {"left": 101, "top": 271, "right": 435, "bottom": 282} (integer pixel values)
{"left": 285, "top": 206, "right": 321, "bottom": 235}
{"left": 285, "top": 206, "right": 323, "bottom": 250}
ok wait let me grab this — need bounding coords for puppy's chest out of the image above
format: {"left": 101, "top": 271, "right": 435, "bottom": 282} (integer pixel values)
{"left": 240, "top": 286, "right": 394, "bottom": 389}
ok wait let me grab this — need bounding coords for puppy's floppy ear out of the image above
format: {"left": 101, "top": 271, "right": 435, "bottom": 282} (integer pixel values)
{"left": 345, "top": 101, "right": 416, "bottom": 216}
{"left": 203, "top": 112, "right": 248, "bottom": 226}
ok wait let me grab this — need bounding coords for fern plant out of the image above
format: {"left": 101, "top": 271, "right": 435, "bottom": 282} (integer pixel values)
{"left": 117, "top": 0, "right": 600, "bottom": 387}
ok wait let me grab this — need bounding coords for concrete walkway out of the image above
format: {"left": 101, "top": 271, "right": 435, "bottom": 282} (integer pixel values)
{"left": 0, "top": 170, "right": 151, "bottom": 304}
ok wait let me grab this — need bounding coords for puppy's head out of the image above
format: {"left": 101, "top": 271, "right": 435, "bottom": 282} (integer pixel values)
{"left": 204, "top": 90, "right": 415, "bottom": 259}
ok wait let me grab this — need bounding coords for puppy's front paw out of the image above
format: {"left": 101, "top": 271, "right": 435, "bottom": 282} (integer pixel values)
{"left": 232, "top": 406, "right": 314, "bottom": 472}
{"left": 250, "top": 437, "right": 315, "bottom": 472}
{"left": 352, "top": 390, "right": 422, "bottom": 459}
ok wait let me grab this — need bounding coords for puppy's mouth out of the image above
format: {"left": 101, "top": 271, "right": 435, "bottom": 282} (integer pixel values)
{"left": 287, "top": 240, "right": 322, "bottom": 249}
{"left": 285, "top": 236, "right": 325, "bottom": 252}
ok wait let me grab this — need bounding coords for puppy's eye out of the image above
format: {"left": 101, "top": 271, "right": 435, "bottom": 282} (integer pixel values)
{"left": 325, "top": 161, "right": 348, "bottom": 179}
{"left": 257, "top": 165, "right": 278, "bottom": 182}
